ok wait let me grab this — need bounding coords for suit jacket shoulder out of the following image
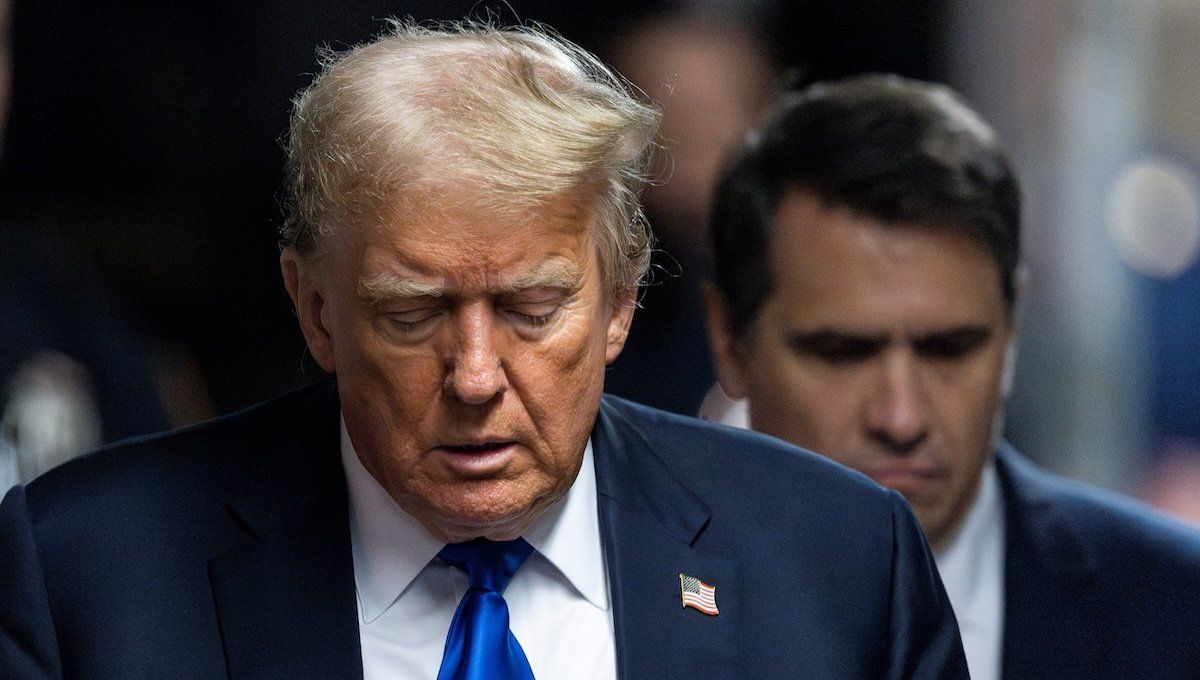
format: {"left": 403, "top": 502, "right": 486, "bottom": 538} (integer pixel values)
{"left": 1, "top": 379, "right": 361, "bottom": 679}
{"left": 592, "top": 395, "right": 969, "bottom": 679}
{"left": 997, "top": 444, "right": 1200, "bottom": 678}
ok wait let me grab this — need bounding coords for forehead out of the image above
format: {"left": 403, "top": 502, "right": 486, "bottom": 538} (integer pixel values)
{"left": 767, "top": 190, "right": 1006, "bottom": 329}
{"left": 335, "top": 187, "right": 599, "bottom": 287}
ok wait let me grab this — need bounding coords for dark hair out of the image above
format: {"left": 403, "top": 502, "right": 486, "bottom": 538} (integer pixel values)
{"left": 709, "top": 73, "right": 1021, "bottom": 336}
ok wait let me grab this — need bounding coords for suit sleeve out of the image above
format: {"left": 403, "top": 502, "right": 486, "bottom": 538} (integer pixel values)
{"left": 882, "top": 490, "right": 970, "bottom": 680}
{"left": 1, "top": 485, "right": 63, "bottom": 679}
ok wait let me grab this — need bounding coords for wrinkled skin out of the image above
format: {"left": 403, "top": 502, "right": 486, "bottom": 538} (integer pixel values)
{"left": 283, "top": 189, "right": 634, "bottom": 543}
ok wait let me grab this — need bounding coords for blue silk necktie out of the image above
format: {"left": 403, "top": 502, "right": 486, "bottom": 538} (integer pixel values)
{"left": 436, "top": 538, "right": 536, "bottom": 680}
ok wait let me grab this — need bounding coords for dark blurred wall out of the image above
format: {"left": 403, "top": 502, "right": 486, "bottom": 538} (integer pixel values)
{"left": 0, "top": 0, "right": 944, "bottom": 418}
{"left": 766, "top": 0, "right": 943, "bottom": 82}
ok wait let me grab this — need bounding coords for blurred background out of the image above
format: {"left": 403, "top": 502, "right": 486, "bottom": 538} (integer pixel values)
{"left": 1, "top": 0, "right": 1197, "bottom": 523}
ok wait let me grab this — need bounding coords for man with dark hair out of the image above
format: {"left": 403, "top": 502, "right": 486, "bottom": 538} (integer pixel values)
{"left": 0, "top": 26, "right": 968, "bottom": 679}
{"left": 703, "top": 73, "right": 1200, "bottom": 680}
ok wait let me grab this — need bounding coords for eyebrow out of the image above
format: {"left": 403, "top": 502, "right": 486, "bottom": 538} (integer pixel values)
{"left": 910, "top": 326, "right": 994, "bottom": 350}
{"left": 495, "top": 259, "right": 585, "bottom": 295}
{"left": 357, "top": 259, "right": 584, "bottom": 305}
{"left": 788, "top": 325, "right": 995, "bottom": 353}
{"left": 788, "top": 329, "right": 888, "bottom": 356}
{"left": 358, "top": 273, "right": 444, "bottom": 305}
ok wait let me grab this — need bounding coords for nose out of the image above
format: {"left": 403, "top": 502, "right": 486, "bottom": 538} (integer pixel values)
{"left": 864, "top": 350, "right": 929, "bottom": 454}
{"left": 444, "top": 304, "right": 508, "bottom": 405}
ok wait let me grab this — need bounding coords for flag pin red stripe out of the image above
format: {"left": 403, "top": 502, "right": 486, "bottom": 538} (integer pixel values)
{"left": 679, "top": 573, "right": 719, "bottom": 616}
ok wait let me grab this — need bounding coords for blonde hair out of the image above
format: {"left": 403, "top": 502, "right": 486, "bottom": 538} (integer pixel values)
{"left": 282, "top": 19, "right": 660, "bottom": 292}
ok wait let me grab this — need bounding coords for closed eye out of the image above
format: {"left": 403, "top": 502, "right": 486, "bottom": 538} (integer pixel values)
{"left": 913, "top": 327, "right": 993, "bottom": 360}
{"left": 385, "top": 310, "right": 442, "bottom": 332}
{"left": 501, "top": 290, "right": 568, "bottom": 330}
{"left": 379, "top": 297, "right": 444, "bottom": 334}
{"left": 507, "top": 310, "right": 557, "bottom": 327}
{"left": 788, "top": 330, "right": 887, "bottom": 364}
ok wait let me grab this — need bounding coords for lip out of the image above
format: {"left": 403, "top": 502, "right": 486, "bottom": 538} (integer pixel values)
{"left": 434, "top": 441, "right": 520, "bottom": 478}
{"left": 865, "top": 466, "right": 946, "bottom": 500}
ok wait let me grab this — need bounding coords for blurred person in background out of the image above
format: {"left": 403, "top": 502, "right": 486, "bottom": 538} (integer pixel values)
{"left": 0, "top": 0, "right": 170, "bottom": 491}
{"left": 0, "top": 22, "right": 968, "bottom": 678}
{"left": 601, "top": 11, "right": 775, "bottom": 415}
{"left": 703, "top": 74, "right": 1200, "bottom": 679}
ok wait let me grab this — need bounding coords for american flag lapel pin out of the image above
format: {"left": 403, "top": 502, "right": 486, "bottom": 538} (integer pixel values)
{"left": 679, "top": 573, "right": 719, "bottom": 616}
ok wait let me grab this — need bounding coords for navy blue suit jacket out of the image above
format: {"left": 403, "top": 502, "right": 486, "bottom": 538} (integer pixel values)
{"left": 995, "top": 445, "right": 1200, "bottom": 679}
{"left": 1, "top": 380, "right": 967, "bottom": 678}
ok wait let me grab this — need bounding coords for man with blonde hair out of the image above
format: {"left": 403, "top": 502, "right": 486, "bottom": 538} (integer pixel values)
{"left": 2, "top": 22, "right": 967, "bottom": 678}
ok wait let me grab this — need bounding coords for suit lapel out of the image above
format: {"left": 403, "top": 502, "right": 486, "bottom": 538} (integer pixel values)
{"left": 592, "top": 399, "right": 742, "bottom": 679}
{"left": 997, "top": 446, "right": 1102, "bottom": 678}
{"left": 207, "top": 380, "right": 363, "bottom": 680}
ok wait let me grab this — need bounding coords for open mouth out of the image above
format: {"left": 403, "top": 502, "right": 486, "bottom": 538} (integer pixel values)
{"left": 437, "top": 441, "right": 519, "bottom": 476}
{"left": 443, "top": 442, "right": 512, "bottom": 453}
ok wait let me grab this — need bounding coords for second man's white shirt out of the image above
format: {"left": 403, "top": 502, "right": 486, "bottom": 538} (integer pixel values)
{"left": 933, "top": 461, "right": 1006, "bottom": 680}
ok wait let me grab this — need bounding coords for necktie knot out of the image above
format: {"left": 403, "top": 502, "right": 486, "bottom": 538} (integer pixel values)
{"left": 438, "top": 537, "right": 534, "bottom": 594}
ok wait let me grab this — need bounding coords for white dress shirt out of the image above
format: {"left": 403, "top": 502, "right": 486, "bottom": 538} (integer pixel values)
{"left": 697, "top": 383, "right": 748, "bottom": 429}
{"left": 933, "top": 461, "right": 1006, "bottom": 680}
{"left": 340, "top": 421, "right": 617, "bottom": 679}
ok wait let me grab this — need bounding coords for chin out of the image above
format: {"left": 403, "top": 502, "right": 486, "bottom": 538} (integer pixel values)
{"left": 418, "top": 474, "right": 566, "bottom": 541}
{"left": 430, "top": 496, "right": 539, "bottom": 541}
{"left": 435, "top": 512, "right": 535, "bottom": 543}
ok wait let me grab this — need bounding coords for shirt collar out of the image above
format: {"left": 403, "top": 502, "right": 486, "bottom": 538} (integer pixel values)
{"left": 933, "top": 458, "right": 1006, "bottom": 624}
{"left": 341, "top": 420, "right": 443, "bottom": 624}
{"left": 522, "top": 438, "right": 609, "bottom": 611}
{"left": 340, "top": 417, "right": 608, "bottom": 624}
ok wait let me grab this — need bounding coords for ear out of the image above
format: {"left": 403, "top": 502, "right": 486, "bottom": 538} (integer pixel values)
{"left": 999, "top": 319, "right": 1018, "bottom": 400}
{"left": 281, "top": 248, "right": 337, "bottom": 373}
{"left": 604, "top": 286, "right": 637, "bottom": 364}
{"left": 1003, "top": 263, "right": 1026, "bottom": 401}
{"left": 701, "top": 282, "right": 750, "bottom": 399}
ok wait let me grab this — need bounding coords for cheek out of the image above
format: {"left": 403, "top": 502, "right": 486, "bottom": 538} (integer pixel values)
{"left": 746, "top": 351, "right": 853, "bottom": 447}
{"left": 497, "top": 312, "right": 602, "bottom": 412}
{"left": 948, "top": 352, "right": 1008, "bottom": 427}
{"left": 338, "top": 343, "right": 445, "bottom": 455}
{"left": 530, "top": 302, "right": 612, "bottom": 379}
{"left": 937, "top": 355, "right": 1008, "bottom": 475}
{"left": 517, "top": 316, "right": 608, "bottom": 436}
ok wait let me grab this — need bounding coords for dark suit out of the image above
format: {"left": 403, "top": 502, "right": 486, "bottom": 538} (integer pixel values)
{"left": 1, "top": 380, "right": 967, "bottom": 678}
{"left": 996, "top": 444, "right": 1200, "bottom": 679}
